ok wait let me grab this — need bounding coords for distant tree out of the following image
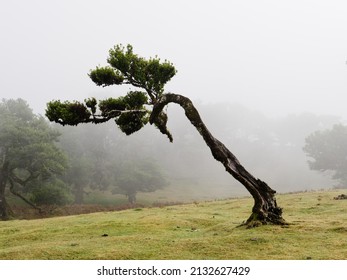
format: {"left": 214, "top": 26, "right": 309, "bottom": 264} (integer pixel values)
{"left": 46, "top": 44, "right": 286, "bottom": 226}
{"left": 303, "top": 124, "right": 347, "bottom": 188}
{"left": 0, "top": 99, "right": 68, "bottom": 220}
{"left": 56, "top": 124, "right": 112, "bottom": 204}
{"left": 57, "top": 122, "right": 168, "bottom": 204}
{"left": 113, "top": 160, "right": 168, "bottom": 204}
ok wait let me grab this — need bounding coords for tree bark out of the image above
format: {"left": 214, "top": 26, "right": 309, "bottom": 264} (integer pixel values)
{"left": 150, "top": 93, "right": 286, "bottom": 226}
{"left": 8, "top": 178, "right": 42, "bottom": 214}
{"left": 0, "top": 162, "right": 11, "bottom": 220}
{"left": 0, "top": 186, "right": 10, "bottom": 220}
{"left": 0, "top": 162, "right": 42, "bottom": 218}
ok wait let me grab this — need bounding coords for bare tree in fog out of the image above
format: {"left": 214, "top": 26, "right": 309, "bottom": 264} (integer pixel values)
{"left": 46, "top": 44, "right": 286, "bottom": 227}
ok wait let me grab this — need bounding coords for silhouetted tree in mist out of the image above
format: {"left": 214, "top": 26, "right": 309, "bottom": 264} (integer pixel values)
{"left": 0, "top": 99, "right": 68, "bottom": 220}
{"left": 113, "top": 160, "right": 168, "bottom": 204}
{"left": 304, "top": 124, "right": 347, "bottom": 188}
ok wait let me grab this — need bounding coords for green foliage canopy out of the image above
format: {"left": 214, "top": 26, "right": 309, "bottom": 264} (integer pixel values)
{"left": 46, "top": 44, "right": 176, "bottom": 137}
{"left": 1, "top": 99, "right": 67, "bottom": 179}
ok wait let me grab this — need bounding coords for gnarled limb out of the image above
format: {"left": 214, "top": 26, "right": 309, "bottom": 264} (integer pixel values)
{"left": 9, "top": 178, "right": 42, "bottom": 214}
{"left": 150, "top": 93, "right": 287, "bottom": 226}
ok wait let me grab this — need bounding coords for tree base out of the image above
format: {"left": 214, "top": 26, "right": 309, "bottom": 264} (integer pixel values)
{"left": 0, "top": 201, "right": 14, "bottom": 221}
{"left": 242, "top": 211, "right": 288, "bottom": 228}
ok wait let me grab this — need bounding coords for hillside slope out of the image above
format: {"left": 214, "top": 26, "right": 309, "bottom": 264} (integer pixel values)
{"left": 0, "top": 190, "right": 346, "bottom": 260}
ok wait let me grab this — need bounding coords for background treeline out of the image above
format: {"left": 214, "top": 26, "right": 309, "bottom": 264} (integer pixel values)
{"left": 1, "top": 98, "right": 345, "bottom": 218}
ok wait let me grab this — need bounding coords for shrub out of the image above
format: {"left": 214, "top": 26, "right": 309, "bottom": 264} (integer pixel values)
{"left": 30, "top": 181, "right": 73, "bottom": 206}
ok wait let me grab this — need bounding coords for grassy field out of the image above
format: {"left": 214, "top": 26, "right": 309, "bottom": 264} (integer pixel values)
{"left": 0, "top": 189, "right": 346, "bottom": 260}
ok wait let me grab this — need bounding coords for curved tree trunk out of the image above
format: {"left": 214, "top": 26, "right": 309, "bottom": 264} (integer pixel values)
{"left": 9, "top": 178, "right": 42, "bottom": 214}
{"left": 150, "top": 93, "right": 286, "bottom": 226}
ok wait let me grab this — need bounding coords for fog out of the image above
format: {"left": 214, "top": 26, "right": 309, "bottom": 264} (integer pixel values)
{"left": 132, "top": 103, "right": 341, "bottom": 196}
{"left": 54, "top": 102, "right": 342, "bottom": 202}
{"left": 1, "top": 0, "right": 347, "bottom": 200}
{"left": 1, "top": 0, "right": 347, "bottom": 119}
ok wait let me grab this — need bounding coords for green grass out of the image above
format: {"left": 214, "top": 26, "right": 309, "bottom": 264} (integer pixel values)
{"left": 0, "top": 189, "right": 346, "bottom": 260}
{"left": 83, "top": 180, "right": 247, "bottom": 206}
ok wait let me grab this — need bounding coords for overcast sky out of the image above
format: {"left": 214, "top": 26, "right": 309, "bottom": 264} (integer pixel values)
{"left": 1, "top": 0, "right": 347, "bottom": 120}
